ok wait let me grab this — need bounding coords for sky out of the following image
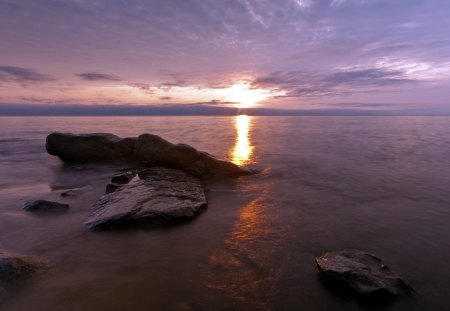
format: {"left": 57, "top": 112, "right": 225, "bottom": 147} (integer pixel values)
{"left": 1, "top": 0, "right": 450, "bottom": 114}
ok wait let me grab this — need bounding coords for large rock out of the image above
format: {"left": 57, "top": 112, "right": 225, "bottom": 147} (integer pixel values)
{"left": 316, "top": 250, "right": 411, "bottom": 302}
{"left": 134, "top": 133, "right": 251, "bottom": 177}
{"left": 0, "top": 250, "right": 49, "bottom": 284}
{"left": 46, "top": 133, "right": 135, "bottom": 163}
{"left": 23, "top": 200, "right": 69, "bottom": 212}
{"left": 85, "top": 167, "right": 207, "bottom": 229}
{"left": 46, "top": 132, "right": 253, "bottom": 177}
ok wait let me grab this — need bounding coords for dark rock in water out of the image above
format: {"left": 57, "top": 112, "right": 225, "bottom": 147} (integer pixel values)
{"left": 46, "top": 132, "right": 135, "bottom": 163}
{"left": 134, "top": 133, "right": 252, "bottom": 177}
{"left": 105, "top": 183, "right": 121, "bottom": 194}
{"left": 0, "top": 250, "right": 49, "bottom": 284}
{"left": 111, "top": 171, "right": 136, "bottom": 184}
{"left": 23, "top": 200, "right": 69, "bottom": 212}
{"left": 106, "top": 171, "right": 137, "bottom": 193}
{"left": 46, "top": 132, "right": 253, "bottom": 177}
{"left": 85, "top": 167, "right": 207, "bottom": 229}
{"left": 60, "top": 189, "right": 82, "bottom": 197}
{"left": 316, "top": 250, "right": 411, "bottom": 302}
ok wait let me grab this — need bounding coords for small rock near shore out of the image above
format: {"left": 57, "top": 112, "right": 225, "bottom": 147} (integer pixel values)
{"left": 316, "top": 249, "right": 411, "bottom": 302}
{"left": 23, "top": 200, "right": 69, "bottom": 212}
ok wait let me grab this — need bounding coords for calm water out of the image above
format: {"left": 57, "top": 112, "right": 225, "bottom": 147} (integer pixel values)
{"left": 0, "top": 116, "right": 450, "bottom": 311}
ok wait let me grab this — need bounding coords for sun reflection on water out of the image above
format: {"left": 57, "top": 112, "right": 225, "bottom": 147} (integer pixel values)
{"left": 230, "top": 115, "right": 254, "bottom": 166}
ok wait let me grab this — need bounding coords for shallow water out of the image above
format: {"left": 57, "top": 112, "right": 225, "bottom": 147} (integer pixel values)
{"left": 0, "top": 116, "right": 449, "bottom": 310}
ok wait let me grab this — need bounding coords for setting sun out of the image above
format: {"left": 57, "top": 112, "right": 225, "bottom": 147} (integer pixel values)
{"left": 223, "top": 82, "right": 272, "bottom": 108}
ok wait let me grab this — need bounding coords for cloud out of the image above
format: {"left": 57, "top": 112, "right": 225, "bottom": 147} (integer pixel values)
{"left": 1, "top": 0, "right": 449, "bottom": 108}
{"left": 252, "top": 67, "right": 416, "bottom": 98}
{"left": 333, "top": 102, "right": 391, "bottom": 108}
{"left": 0, "top": 65, "right": 54, "bottom": 83}
{"left": 77, "top": 72, "right": 122, "bottom": 81}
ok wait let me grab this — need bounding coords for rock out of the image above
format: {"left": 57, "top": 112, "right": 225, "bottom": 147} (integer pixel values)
{"left": 111, "top": 171, "right": 136, "bottom": 184}
{"left": 0, "top": 250, "right": 49, "bottom": 284}
{"left": 134, "top": 134, "right": 252, "bottom": 177}
{"left": 46, "top": 132, "right": 135, "bottom": 163}
{"left": 105, "top": 183, "right": 121, "bottom": 194}
{"left": 23, "top": 200, "right": 69, "bottom": 212}
{"left": 85, "top": 167, "right": 207, "bottom": 229}
{"left": 46, "top": 132, "right": 253, "bottom": 177}
{"left": 316, "top": 250, "right": 411, "bottom": 302}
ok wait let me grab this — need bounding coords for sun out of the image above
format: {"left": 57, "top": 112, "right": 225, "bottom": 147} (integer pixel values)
{"left": 223, "top": 82, "right": 271, "bottom": 108}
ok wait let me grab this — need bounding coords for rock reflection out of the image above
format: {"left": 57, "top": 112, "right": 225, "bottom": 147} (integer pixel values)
{"left": 230, "top": 115, "right": 254, "bottom": 166}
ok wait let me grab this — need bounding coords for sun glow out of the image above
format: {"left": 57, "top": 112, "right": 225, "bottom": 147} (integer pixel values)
{"left": 230, "top": 115, "right": 254, "bottom": 166}
{"left": 223, "top": 82, "right": 272, "bottom": 108}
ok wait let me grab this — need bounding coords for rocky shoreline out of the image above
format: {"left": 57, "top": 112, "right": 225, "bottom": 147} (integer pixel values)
{"left": 3, "top": 132, "right": 413, "bottom": 306}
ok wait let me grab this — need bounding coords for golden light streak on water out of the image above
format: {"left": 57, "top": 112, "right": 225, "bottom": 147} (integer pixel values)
{"left": 230, "top": 115, "right": 254, "bottom": 166}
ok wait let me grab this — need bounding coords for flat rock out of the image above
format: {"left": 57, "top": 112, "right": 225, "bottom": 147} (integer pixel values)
{"left": 0, "top": 250, "right": 49, "bottom": 284}
{"left": 316, "top": 250, "right": 411, "bottom": 302}
{"left": 85, "top": 167, "right": 207, "bottom": 229}
{"left": 46, "top": 132, "right": 253, "bottom": 177}
{"left": 23, "top": 200, "right": 69, "bottom": 212}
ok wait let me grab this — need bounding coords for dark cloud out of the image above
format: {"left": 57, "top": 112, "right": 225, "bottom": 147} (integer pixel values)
{"left": 77, "top": 72, "right": 122, "bottom": 81}
{"left": 0, "top": 65, "right": 54, "bottom": 82}
{"left": 159, "top": 96, "right": 172, "bottom": 100}
{"left": 252, "top": 67, "right": 416, "bottom": 97}
{"left": 333, "top": 102, "right": 391, "bottom": 108}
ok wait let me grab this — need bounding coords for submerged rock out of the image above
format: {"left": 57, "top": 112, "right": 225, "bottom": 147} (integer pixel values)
{"left": 60, "top": 189, "right": 80, "bottom": 197}
{"left": 0, "top": 250, "right": 49, "bottom": 284}
{"left": 23, "top": 200, "right": 69, "bottom": 212}
{"left": 46, "top": 132, "right": 253, "bottom": 177}
{"left": 85, "top": 167, "right": 207, "bottom": 229}
{"left": 316, "top": 250, "right": 411, "bottom": 302}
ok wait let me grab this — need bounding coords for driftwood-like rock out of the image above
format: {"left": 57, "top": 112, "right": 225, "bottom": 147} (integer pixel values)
{"left": 85, "top": 167, "right": 207, "bottom": 229}
{"left": 46, "top": 132, "right": 252, "bottom": 177}
{"left": 23, "top": 200, "right": 69, "bottom": 212}
{"left": 316, "top": 250, "right": 411, "bottom": 302}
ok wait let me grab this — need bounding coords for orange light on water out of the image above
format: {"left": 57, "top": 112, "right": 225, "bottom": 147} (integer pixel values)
{"left": 230, "top": 115, "right": 254, "bottom": 166}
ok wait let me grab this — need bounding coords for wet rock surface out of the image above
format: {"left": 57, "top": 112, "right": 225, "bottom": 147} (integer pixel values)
{"left": 316, "top": 250, "right": 412, "bottom": 302}
{"left": 85, "top": 167, "right": 207, "bottom": 229}
{"left": 46, "top": 132, "right": 253, "bottom": 177}
{"left": 23, "top": 200, "right": 69, "bottom": 212}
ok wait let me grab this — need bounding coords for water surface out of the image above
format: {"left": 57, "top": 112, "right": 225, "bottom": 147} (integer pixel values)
{"left": 0, "top": 116, "right": 449, "bottom": 310}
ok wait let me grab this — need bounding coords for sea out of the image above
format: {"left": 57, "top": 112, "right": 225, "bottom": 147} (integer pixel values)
{"left": 0, "top": 116, "right": 449, "bottom": 311}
